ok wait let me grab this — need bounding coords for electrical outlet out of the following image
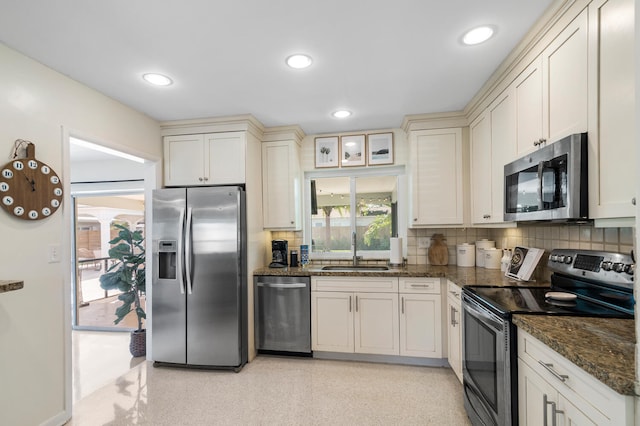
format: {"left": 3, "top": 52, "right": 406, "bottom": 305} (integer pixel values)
{"left": 48, "top": 244, "right": 61, "bottom": 263}
{"left": 417, "top": 237, "right": 429, "bottom": 249}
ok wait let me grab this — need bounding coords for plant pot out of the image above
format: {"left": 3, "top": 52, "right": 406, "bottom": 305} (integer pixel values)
{"left": 130, "top": 329, "right": 146, "bottom": 357}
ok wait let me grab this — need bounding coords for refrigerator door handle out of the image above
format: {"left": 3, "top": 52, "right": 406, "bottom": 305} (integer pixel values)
{"left": 185, "top": 206, "right": 194, "bottom": 295}
{"left": 178, "top": 207, "right": 186, "bottom": 295}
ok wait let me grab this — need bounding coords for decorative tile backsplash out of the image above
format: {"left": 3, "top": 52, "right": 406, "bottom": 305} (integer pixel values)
{"left": 409, "top": 224, "right": 635, "bottom": 266}
{"left": 270, "top": 225, "right": 635, "bottom": 268}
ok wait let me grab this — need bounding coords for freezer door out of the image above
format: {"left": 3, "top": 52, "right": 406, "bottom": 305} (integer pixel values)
{"left": 186, "top": 186, "right": 245, "bottom": 366}
{"left": 152, "top": 188, "right": 187, "bottom": 364}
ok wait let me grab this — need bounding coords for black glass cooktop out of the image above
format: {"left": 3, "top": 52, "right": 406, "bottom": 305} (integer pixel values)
{"left": 464, "top": 285, "right": 633, "bottom": 319}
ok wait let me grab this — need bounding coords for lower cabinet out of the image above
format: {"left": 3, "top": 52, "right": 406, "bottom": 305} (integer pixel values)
{"left": 446, "top": 280, "right": 462, "bottom": 382}
{"left": 311, "top": 277, "right": 399, "bottom": 356}
{"left": 311, "top": 276, "right": 444, "bottom": 360}
{"left": 518, "top": 329, "right": 633, "bottom": 425}
{"left": 399, "top": 278, "right": 442, "bottom": 358}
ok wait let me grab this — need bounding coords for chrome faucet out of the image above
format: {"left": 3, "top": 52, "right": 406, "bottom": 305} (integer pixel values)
{"left": 352, "top": 231, "right": 361, "bottom": 266}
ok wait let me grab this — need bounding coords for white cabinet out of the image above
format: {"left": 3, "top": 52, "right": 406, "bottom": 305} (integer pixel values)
{"left": 398, "top": 278, "right": 442, "bottom": 358}
{"left": 513, "top": 57, "right": 545, "bottom": 157}
{"left": 513, "top": 9, "right": 589, "bottom": 156}
{"left": 445, "top": 280, "right": 462, "bottom": 383}
{"left": 163, "top": 132, "right": 246, "bottom": 186}
{"left": 409, "top": 128, "right": 464, "bottom": 226}
{"left": 588, "top": 0, "right": 636, "bottom": 220}
{"left": 470, "top": 90, "right": 515, "bottom": 224}
{"left": 544, "top": 8, "right": 589, "bottom": 144}
{"left": 518, "top": 329, "right": 633, "bottom": 426}
{"left": 311, "top": 277, "right": 399, "bottom": 355}
{"left": 262, "top": 140, "right": 301, "bottom": 229}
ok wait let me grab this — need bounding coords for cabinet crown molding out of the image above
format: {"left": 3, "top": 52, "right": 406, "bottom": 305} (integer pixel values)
{"left": 160, "top": 114, "right": 264, "bottom": 139}
{"left": 401, "top": 111, "right": 468, "bottom": 132}
{"left": 262, "top": 125, "right": 306, "bottom": 144}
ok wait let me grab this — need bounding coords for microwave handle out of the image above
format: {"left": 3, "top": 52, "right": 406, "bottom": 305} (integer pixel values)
{"left": 537, "top": 161, "right": 545, "bottom": 211}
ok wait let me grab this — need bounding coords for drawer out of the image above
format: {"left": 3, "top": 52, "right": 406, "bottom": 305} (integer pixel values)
{"left": 311, "top": 276, "right": 398, "bottom": 293}
{"left": 398, "top": 278, "right": 440, "bottom": 293}
{"left": 517, "top": 329, "right": 628, "bottom": 422}
{"left": 446, "top": 280, "right": 462, "bottom": 300}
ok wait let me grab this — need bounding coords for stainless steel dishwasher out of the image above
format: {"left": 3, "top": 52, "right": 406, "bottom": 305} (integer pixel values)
{"left": 254, "top": 276, "right": 311, "bottom": 355}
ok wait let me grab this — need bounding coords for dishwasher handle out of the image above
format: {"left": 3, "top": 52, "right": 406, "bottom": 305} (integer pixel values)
{"left": 256, "top": 282, "right": 308, "bottom": 289}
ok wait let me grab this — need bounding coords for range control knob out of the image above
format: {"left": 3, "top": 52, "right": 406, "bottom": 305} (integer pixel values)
{"left": 624, "top": 264, "right": 635, "bottom": 275}
{"left": 550, "top": 254, "right": 558, "bottom": 262}
{"left": 613, "top": 263, "right": 625, "bottom": 273}
{"left": 601, "top": 261, "right": 613, "bottom": 271}
{"left": 557, "top": 255, "right": 565, "bottom": 263}
{"left": 564, "top": 256, "right": 573, "bottom": 264}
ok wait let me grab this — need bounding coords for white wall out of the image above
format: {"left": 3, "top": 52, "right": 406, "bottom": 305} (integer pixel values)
{"left": 0, "top": 43, "right": 161, "bottom": 426}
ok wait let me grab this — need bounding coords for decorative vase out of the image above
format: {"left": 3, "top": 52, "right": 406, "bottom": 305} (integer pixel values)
{"left": 130, "top": 329, "right": 146, "bottom": 357}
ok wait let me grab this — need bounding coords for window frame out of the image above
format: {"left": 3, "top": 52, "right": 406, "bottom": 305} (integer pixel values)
{"left": 304, "top": 165, "right": 406, "bottom": 261}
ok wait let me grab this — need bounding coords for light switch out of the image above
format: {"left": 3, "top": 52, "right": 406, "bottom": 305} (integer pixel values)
{"left": 48, "top": 244, "right": 61, "bottom": 263}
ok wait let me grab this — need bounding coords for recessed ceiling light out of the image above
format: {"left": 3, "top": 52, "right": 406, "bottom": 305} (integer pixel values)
{"left": 462, "top": 26, "right": 495, "bottom": 45}
{"left": 286, "top": 54, "right": 313, "bottom": 69}
{"left": 142, "top": 73, "right": 173, "bottom": 86}
{"left": 332, "top": 110, "right": 352, "bottom": 119}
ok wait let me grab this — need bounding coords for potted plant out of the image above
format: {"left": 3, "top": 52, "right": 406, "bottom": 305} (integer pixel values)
{"left": 99, "top": 223, "right": 147, "bottom": 357}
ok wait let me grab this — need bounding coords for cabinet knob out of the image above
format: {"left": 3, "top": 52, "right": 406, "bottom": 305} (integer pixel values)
{"left": 413, "top": 218, "right": 417, "bottom": 222}
{"left": 203, "top": 177, "right": 209, "bottom": 181}
{"left": 198, "top": 177, "right": 203, "bottom": 182}
{"left": 483, "top": 214, "right": 491, "bottom": 219}
{"left": 290, "top": 221, "right": 294, "bottom": 224}
{"left": 533, "top": 138, "right": 546, "bottom": 147}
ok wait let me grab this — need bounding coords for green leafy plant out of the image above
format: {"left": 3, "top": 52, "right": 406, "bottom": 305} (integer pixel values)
{"left": 99, "top": 223, "right": 146, "bottom": 331}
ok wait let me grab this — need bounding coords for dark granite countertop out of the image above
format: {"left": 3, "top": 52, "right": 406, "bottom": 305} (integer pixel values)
{"left": 253, "top": 265, "right": 549, "bottom": 288}
{"left": 0, "top": 280, "right": 24, "bottom": 294}
{"left": 513, "top": 315, "right": 635, "bottom": 396}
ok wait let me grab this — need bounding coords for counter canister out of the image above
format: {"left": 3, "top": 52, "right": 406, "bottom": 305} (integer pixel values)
{"left": 475, "top": 239, "right": 495, "bottom": 267}
{"left": 456, "top": 243, "right": 475, "bottom": 267}
{"left": 484, "top": 248, "right": 502, "bottom": 269}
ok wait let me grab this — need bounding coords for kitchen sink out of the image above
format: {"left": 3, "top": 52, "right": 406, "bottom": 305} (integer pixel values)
{"left": 320, "top": 265, "right": 390, "bottom": 271}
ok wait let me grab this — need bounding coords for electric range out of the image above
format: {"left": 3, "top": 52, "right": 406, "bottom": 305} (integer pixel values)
{"left": 461, "top": 249, "right": 635, "bottom": 426}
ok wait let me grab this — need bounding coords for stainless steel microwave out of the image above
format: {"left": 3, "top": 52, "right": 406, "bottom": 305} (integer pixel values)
{"left": 504, "top": 133, "right": 588, "bottom": 222}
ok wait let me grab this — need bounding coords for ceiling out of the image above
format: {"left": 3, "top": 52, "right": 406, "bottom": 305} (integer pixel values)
{"left": 0, "top": 1, "right": 554, "bottom": 135}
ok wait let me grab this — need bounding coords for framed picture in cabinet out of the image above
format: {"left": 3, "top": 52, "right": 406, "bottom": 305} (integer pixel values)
{"left": 314, "top": 136, "right": 339, "bottom": 168}
{"left": 367, "top": 132, "right": 394, "bottom": 165}
{"left": 340, "top": 135, "right": 365, "bottom": 167}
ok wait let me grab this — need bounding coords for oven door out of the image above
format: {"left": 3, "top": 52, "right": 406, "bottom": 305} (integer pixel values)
{"left": 462, "top": 293, "right": 513, "bottom": 426}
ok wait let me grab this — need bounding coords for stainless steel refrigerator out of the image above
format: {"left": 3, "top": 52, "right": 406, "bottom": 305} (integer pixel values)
{"left": 151, "top": 186, "right": 247, "bottom": 370}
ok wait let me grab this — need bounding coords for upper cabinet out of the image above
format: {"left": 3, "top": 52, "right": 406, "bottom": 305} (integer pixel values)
{"left": 588, "top": 0, "right": 636, "bottom": 221}
{"left": 164, "top": 132, "right": 246, "bottom": 186}
{"left": 513, "top": 9, "right": 589, "bottom": 157}
{"left": 262, "top": 139, "right": 302, "bottom": 230}
{"left": 409, "top": 128, "right": 464, "bottom": 226}
{"left": 470, "top": 90, "right": 515, "bottom": 225}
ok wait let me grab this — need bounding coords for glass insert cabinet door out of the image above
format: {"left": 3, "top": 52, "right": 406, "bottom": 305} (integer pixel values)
{"left": 309, "top": 175, "right": 397, "bottom": 257}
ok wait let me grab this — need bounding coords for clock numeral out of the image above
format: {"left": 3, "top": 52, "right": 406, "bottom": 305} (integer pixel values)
{"left": 14, "top": 206, "right": 24, "bottom": 216}
{"left": 2, "top": 169, "right": 13, "bottom": 179}
{"left": 13, "top": 161, "right": 24, "bottom": 170}
{"left": 2, "top": 196, "right": 13, "bottom": 206}
{"left": 42, "top": 207, "right": 51, "bottom": 216}
{"left": 27, "top": 160, "right": 38, "bottom": 169}
{"left": 0, "top": 182, "right": 8, "bottom": 192}
{"left": 28, "top": 210, "right": 38, "bottom": 219}
{"left": 41, "top": 165, "right": 50, "bottom": 174}
{"left": 50, "top": 176, "right": 59, "bottom": 184}
{"left": 53, "top": 188, "right": 63, "bottom": 196}
{"left": 51, "top": 199, "right": 60, "bottom": 208}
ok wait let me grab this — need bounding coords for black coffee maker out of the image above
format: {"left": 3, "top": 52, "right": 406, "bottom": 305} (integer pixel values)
{"left": 269, "top": 240, "right": 288, "bottom": 268}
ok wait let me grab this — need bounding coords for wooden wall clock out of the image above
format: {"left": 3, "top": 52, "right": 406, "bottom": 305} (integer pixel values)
{"left": 0, "top": 141, "right": 63, "bottom": 220}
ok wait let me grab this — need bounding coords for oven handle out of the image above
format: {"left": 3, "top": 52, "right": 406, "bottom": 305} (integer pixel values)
{"left": 462, "top": 293, "right": 505, "bottom": 332}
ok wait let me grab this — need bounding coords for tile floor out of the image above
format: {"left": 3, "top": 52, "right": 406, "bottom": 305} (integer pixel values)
{"left": 70, "top": 333, "right": 471, "bottom": 425}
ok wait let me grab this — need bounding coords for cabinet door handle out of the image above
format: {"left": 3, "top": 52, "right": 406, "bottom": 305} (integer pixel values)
{"left": 349, "top": 295, "right": 352, "bottom": 313}
{"left": 449, "top": 290, "right": 460, "bottom": 299}
{"left": 451, "top": 306, "right": 458, "bottom": 326}
{"left": 632, "top": 197, "right": 636, "bottom": 206}
{"left": 543, "top": 394, "right": 562, "bottom": 426}
{"left": 401, "top": 296, "right": 405, "bottom": 314}
{"left": 483, "top": 214, "right": 491, "bottom": 219}
{"left": 355, "top": 295, "right": 359, "bottom": 312}
{"left": 538, "top": 361, "right": 569, "bottom": 382}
